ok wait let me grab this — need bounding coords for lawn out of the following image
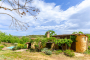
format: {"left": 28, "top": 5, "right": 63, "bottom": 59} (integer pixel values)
{"left": 0, "top": 50, "right": 90, "bottom": 60}
{"left": 0, "top": 42, "right": 90, "bottom": 60}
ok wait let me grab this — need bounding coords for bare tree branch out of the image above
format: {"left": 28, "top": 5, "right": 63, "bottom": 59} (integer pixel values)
{"left": 0, "top": 13, "right": 29, "bottom": 31}
{"left": 0, "top": 0, "right": 40, "bottom": 31}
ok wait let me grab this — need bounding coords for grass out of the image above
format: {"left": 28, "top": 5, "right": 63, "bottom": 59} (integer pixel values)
{"left": 0, "top": 42, "right": 90, "bottom": 60}
{"left": 0, "top": 50, "right": 53, "bottom": 60}
{"left": 0, "top": 50, "right": 90, "bottom": 60}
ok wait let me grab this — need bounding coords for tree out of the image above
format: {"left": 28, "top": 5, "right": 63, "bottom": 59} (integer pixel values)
{"left": 78, "top": 31, "right": 84, "bottom": 34}
{"left": 72, "top": 32, "right": 78, "bottom": 34}
{"left": 72, "top": 31, "right": 83, "bottom": 34}
{"left": 45, "top": 30, "right": 57, "bottom": 37}
{"left": 0, "top": 0, "right": 40, "bottom": 31}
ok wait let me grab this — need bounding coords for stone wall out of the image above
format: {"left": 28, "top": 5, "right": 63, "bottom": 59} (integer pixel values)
{"left": 76, "top": 35, "right": 88, "bottom": 52}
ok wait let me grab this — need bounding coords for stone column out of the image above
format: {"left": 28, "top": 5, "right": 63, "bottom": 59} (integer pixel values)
{"left": 27, "top": 44, "right": 29, "bottom": 48}
{"left": 47, "top": 32, "right": 50, "bottom": 38}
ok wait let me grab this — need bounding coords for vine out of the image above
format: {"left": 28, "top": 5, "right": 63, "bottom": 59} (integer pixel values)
{"left": 70, "top": 35, "right": 77, "bottom": 42}
{"left": 30, "top": 37, "right": 73, "bottom": 49}
{"left": 54, "top": 38, "right": 73, "bottom": 47}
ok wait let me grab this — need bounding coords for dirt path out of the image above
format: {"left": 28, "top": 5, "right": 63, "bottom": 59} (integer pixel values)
{"left": 15, "top": 49, "right": 28, "bottom": 52}
{"left": 74, "top": 52, "right": 85, "bottom": 57}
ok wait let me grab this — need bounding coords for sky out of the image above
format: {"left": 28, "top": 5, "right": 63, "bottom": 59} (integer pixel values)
{"left": 0, "top": 0, "right": 90, "bottom": 36}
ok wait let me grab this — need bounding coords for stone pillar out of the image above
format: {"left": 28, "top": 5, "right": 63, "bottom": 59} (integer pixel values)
{"left": 47, "top": 32, "right": 50, "bottom": 38}
{"left": 27, "top": 44, "right": 29, "bottom": 48}
{"left": 51, "top": 43, "right": 54, "bottom": 50}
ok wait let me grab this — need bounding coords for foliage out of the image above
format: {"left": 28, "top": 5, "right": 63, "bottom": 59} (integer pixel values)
{"left": 64, "top": 50, "right": 75, "bottom": 57}
{"left": 0, "top": 40, "right": 1, "bottom": 43}
{"left": 45, "top": 50, "right": 52, "bottom": 55}
{"left": 72, "top": 32, "right": 78, "bottom": 34}
{"left": 12, "top": 43, "right": 26, "bottom": 50}
{"left": 54, "top": 50, "right": 63, "bottom": 55}
{"left": 70, "top": 35, "right": 77, "bottom": 42}
{"left": 0, "top": 45, "right": 4, "bottom": 50}
{"left": 0, "top": 45, "right": 4, "bottom": 48}
{"left": 30, "top": 48, "right": 39, "bottom": 52}
{"left": 78, "top": 31, "right": 84, "bottom": 34}
{"left": 41, "top": 48, "right": 48, "bottom": 53}
{"left": 54, "top": 38, "right": 73, "bottom": 47}
{"left": 17, "top": 43, "right": 24, "bottom": 49}
{"left": 23, "top": 44, "right": 27, "bottom": 49}
{"left": 0, "top": 31, "right": 30, "bottom": 44}
{"left": 72, "top": 31, "right": 83, "bottom": 34}
{"left": 21, "top": 36, "right": 29, "bottom": 43}
{"left": 31, "top": 37, "right": 73, "bottom": 50}
{"left": 86, "top": 34, "right": 90, "bottom": 41}
{"left": 83, "top": 50, "right": 90, "bottom": 54}
{"left": 44, "top": 30, "right": 57, "bottom": 37}
{"left": 88, "top": 46, "right": 90, "bottom": 50}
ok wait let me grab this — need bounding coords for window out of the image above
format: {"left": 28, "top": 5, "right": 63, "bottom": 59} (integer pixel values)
{"left": 83, "top": 37, "right": 86, "bottom": 41}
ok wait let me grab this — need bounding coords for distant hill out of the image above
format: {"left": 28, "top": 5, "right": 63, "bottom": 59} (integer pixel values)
{"left": 27, "top": 35, "right": 45, "bottom": 38}
{"left": 14, "top": 36, "right": 23, "bottom": 38}
{"left": 15, "top": 35, "right": 45, "bottom": 38}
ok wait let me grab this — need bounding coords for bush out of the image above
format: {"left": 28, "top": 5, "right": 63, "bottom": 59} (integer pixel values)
{"left": 88, "top": 46, "right": 90, "bottom": 50}
{"left": 45, "top": 50, "right": 52, "bottom": 55}
{"left": 55, "top": 50, "right": 63, "bottom": 55}
{"left": 0, "top": 45, "right": 4, "bottom": 48}
{"left": 17, "top": 43, "right": 24, "bottom": 49}
{"left": 41, "top": 48, "right": 48, "bottom": 53}
{"left": 30, "top": 48, "right": 37, "bottom": 52}
{"left": 0, "top": 45, "right": 4, "bottom": 50}
{"left": 12, "top": 43, "right": 26, "bottom": 50}
{"left": 64, "top": 50, "right": 75, "bottom": 57}
{"left": 12, "top": 47, "right": 17, "bottom": 51}
{"left": 83, "top": 50, "right": 90, "bottom": 54}
{"left": 23, "top": 44, "right": 27, "bottom": 49}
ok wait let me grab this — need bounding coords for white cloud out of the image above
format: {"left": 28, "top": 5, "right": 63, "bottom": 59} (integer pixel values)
{"left": 0, "top": 0, "right": 90, "bottom": 35}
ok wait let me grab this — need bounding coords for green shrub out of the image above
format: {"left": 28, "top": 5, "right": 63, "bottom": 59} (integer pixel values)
{"left": 41, "top": 48, "right": 48, "bottom": 53}
{"left": 0, "top": 45, "right": 4, "bottom": 51}
{"left": 30, "top": 48, "right": 37, "bottom": 52}
{"left": 64, "top": 50, "right": 75, "bottom": 57}
{"left": 88, "top": 46, "right": 90, "bottom": 50}
{"left": 45, "top": 50, "right": 52, "bottom": 55}
{"left": 12, "top": 47, "right": 17, "bottom": 51}
{"left": 23, "top": 44, "right": 27, "bottom": 49}
{"left": 17, "top": 43, "right": 24, "bottom": 49}
{"left": 83, "top": 50, "right": 90, "bottom": 54}
{"left": 12, "top": 43, "right": 26, "bottom": 50}
{"left": 55, "top": 50, "right": 63, "bottom": 55}
{"left": 0, "top": 45, "right": 4, "bottom": 48}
